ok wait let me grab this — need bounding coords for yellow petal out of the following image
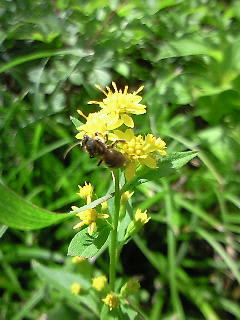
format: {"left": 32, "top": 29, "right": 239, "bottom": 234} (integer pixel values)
{"left": 113, "top": 130, "right": 127, "bottom": 141}
{"left": 159, "top": 150, "right": 167, "bottom": 156}
{"left": 124, "top": 162, "right": 137, "bottom": 181}
{"left": 121, "top": 114, "right": 134, "bottom": 128}
{"left": 112, "top": 82, "right": 118, "bottom": 92}
{"left": 71, "top": 206, "right": 79, "bottom": 211}
{"left": 76, "top": 132, "right": 84, "bottom": 139}
{"left": 98, "top": 213, "right": 109, "bottom": 219}
{"left": 108, "top": 118, "right": 124, "bottom": 130}
{"left": 140, "top": 156, "right": 157, "bottom": 168}
{"left": 95, "top": 84, "right": 107, "bottom": 96}
{"left": 73, "top": 221, "right": 86, "bottom": 229}
{"left": 77, "top": 109, "right": 88, "bottom": 119}
{"left": 134, "top": 85, "right": 144, "bottom": 95}
{"left": 88, "top": 222, "right": 97, "bottom": 235}
{"left": 114, "top": 129, "right": 135, "bottom": 142}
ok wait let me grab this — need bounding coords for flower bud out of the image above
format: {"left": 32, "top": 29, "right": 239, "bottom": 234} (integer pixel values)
{"left": 120, "top": 279, "right": 140, "bottom": 298}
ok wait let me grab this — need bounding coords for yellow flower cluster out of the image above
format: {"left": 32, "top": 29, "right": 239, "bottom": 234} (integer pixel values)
{"left": 92, "top": 275, "right": 107, "bottom": 291}
{"left": 72, "top": 182, "right": 109, "bottom": 235}
{"left": 71, "top": 256, "right": 86, "bottom": 264}
{"left": 124, "top": 209, "right": 151, "bottom": 240}
{"left": 70, "top": 282, "right": 81, "bottom": 295}
{"left": 113, "top": 129, "right": 167, "bottom": 180}
{"left": 102, "top": 292, "right": 119, "bottom": 310}
{"left": 76, "top": 82, "right": 167, "bottom": 180}
{"left": 89, "top": 83, "right": 146, "bottom": 127}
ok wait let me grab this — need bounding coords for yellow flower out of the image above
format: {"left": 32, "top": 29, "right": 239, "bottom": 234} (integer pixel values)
{"left": 72, "top": 206, "right": 109, "bottom": 236}
{"left": 102, "top": 292, "right": 119, "bottom": 310}
{"left": 88, "top": 82, "right": 146, "bottom": 128}
{"left": 92, "top": 275, "right": 107, "bottom": 291}
{"left": 76, "top": 110, "right": 122, "bottom": 140}
{"left": 113, "top": 129, "right": 167, "bottom": 180}
{"left": 124, "top": 209, "right": 150, "bottom": 240}
{"left": 101, "top": 201, "right": 108, "bottom": 211}
{"left": 70, "top": 282, "right": 81, "bottom": 295}
{"left": 77, "top": 182, "right": 93, "bottom": 204}
{"left": 72, "top": 256, "right": 86, "bottom": 264}
{"left": 135, "top": 209, "right": 150, "bottom": 225}
{"left": 121, "top": 191, "right": 134, "bottom": 203}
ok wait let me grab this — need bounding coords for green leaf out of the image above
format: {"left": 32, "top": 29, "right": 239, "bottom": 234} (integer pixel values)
{"left": 11, "top": 287, "right": 46, "bottom": 320}
{"left": 139, "top": 151, "right": 198, "bottom": 182}
{"left": 0, "top": 184, "right": 73, "bottom": 230}
{"left": 164, "top": 151, "right": 198, "bottom": 169}
{"left": 68, "top": 223, "right": 111, "bottom": 258}
{"left": 100, "top": 303, "right": 134, "bottom": 320}
{"left": 0, "top": 48, "right": 93, "bottom": 73}
{"left": 156, "top": 33, "right": 220, "bottom": 60}
{"left": 197, "top": 228, "right": 240, "bottom": 284}
{"left": 47, "top": 305, "right": 80, "bottom": 320}
{"left": 70, "top": 193, "right": 114, "bottom": 214}
{"left": 32, "top": 261, "right": 99, "bottom": 314}
{"left": 33, "top": 261, "right": 91, "bottom": 289}
{"left": 88, "top": 68, "right": 112, "bottom": 87}
{"left": 175, "top": 197, "right": 222, "bottom": 231}
{"left": 121, "top": 151, "right": 198, "bottom": 193}
{"left": 70, "top": 116, "right": 83, "bottom": 128}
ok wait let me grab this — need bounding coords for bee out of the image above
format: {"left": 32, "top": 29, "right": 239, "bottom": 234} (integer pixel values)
{"left": 64, "top": 135, "right": 126, "bottom": 169}
{"left": 82, "top": 135, "right": 126, "bottom": 168}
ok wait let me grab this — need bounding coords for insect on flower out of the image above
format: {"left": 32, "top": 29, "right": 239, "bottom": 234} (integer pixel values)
{"left": 64, "top": 135, "right": 127, "bottom": 169}
{"left": 82, "top": 135, "right": 126, "bottom": 168}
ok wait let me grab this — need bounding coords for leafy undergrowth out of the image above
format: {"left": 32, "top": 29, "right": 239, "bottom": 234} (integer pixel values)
{"left": 1, "top": 0, "right": 240, "bottom": 319}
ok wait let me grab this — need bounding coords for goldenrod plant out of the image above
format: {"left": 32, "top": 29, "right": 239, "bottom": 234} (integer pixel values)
{"left": 67, "top": 83, "right": 197, "bottom": 317}
{"left": 0, "top": 81, "right": 197, "bottom": 319}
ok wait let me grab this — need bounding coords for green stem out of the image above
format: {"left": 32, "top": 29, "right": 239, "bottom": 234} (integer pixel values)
{"left": 163, "top": 180, "right": 185, "bottom": 320}
{"left": 109, "top": 169, "right": 121, "bottom": 291}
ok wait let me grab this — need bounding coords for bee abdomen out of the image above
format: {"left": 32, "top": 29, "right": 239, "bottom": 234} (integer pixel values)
{"left": 103, "top": 150, "right": 126, "bottom": 168}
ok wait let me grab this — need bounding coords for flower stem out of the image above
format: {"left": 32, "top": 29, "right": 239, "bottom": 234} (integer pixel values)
{"left": 109, "top": 169, "right": 121, "bottom": 291}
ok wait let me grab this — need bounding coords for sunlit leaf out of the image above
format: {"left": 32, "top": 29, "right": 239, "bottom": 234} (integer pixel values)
{"left": 0, "top": 184, "right": 73, "bottom": 230}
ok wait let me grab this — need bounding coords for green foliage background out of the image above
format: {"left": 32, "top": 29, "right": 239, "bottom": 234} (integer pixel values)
{"left": 1, "top": 0, "right": 240, "bottom": 319}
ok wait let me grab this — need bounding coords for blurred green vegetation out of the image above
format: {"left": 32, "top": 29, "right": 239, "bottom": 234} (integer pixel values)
{"left": 1, "top": 0, "right": 240, "bottom": 319}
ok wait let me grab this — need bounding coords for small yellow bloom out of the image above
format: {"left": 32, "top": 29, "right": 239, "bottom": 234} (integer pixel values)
{"left": 102, "top": 292, "right": 119, "bottom": 310}
{"left": 72, "top": 256, "right": 86, "bottom": 264}
{"left": 121, "top": 191, "right": 134, "bottom": 203}
{"left": 101, "top": 201, "right": 108, "bottom": 211}
{"left": 135, "top": 209, "right": 151, "bottom": 225}
{"left": 72, "top": 207, "right": 109, "bottom": 236}
{"left": 70, "top": 282, "right": 81, "bottom": 295}
{"left": 113, "top": 129, "right": 167, "bottom": 180}
{"left": 88, "top": 82, "right": 146, "bottom": 128}
{"left": 76, "top": 110, "right": 122, "bottom": 139}
{"left": 124, "top": 209, "right": 150, "bottom": 240}
{"left": 77, "top": 182, "right": 93, "bottom": 204}
{"left": 92, "top": 275, "right": 107, "bottom": 291}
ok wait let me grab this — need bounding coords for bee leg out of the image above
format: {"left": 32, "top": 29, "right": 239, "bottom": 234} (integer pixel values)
{"left": 95, "top": 132, "right": 105, "bottom": 140}
{"left": 109, "top": 140, "right": 126, "bottom": 148}
{"left": 97, "top": 159, "right": 103, "bottom": 166}
{"left": 103, "top": 133, "right": 108, "bottom": 143}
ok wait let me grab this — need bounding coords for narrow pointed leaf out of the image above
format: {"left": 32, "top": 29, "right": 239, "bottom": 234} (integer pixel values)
{"left": 0, "top": 184, "right": 73, "bottom": 230}
{"left": 70, "top": 193, "right": 113, "bottom": 214}
{"left": 32, "top": 261, "right": 99, "bottom": 314}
